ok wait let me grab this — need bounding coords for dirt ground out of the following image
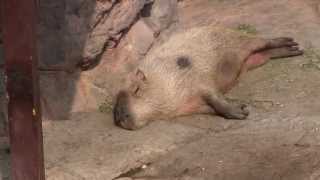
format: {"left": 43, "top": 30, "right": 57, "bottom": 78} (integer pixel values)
{"left": 1, "top": 0, "right": 320, "bottom": 179}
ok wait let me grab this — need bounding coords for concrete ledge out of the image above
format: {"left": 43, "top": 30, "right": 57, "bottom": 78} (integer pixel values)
{"left": 44, "top": 112, "right": 204, "bottom": 180}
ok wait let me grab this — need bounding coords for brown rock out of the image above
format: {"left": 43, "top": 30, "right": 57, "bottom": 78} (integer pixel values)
{"left": 141, "top": 0, "right": 178, "bottom": 33}
{"left": 38, "top": 0, "right": 149, "bottom": 69}
{"left": 127, "top": 20, "right": 156, "bottom": 55}
{"left": 83, "top": 0, "right": 147, "bottom": 60}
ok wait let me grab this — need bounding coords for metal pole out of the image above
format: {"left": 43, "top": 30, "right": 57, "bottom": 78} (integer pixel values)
{"left": 1, "top": 0, "right": 45, "bottom": 179}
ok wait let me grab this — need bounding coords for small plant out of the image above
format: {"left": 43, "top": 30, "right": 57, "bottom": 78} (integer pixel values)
{"left": 236, "top": 24, "right": 258, "bottom": 35}
{"left": 304, "top": 47, "right": 320, "bottom": 62}
{"left": 98, "top": 100, "right": 113, "bottom": 113}
{"left": 301, "top": 46, "right": 320, "bottom": 70}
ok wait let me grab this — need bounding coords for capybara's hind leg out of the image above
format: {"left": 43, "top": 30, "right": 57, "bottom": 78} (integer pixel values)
{"left": 264, "top": 37, "right": 298, "bottom": 49}
{"left": 245, "top": 37, "right": 303, "bottom": 70}
{"left": 264, "top": 46, "right": 303, "bottom": 59}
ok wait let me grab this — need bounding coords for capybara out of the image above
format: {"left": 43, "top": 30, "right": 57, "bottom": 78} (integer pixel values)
{"left": 114, "top": 25, "right": 303, "bottom": 130}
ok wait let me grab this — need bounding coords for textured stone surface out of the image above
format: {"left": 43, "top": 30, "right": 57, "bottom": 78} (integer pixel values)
{"left": 127, "top": 20, "right": 156, "bottom": 55}
{"left": 142, "top": 0, "right": 178, "bottom": 33}
{"left": 36, "top": 0, "right": 178, "bottom": 68}
{"left": 43, "top": 112, "right": 203, "bottom": 180}
{"left": 38, "top": 0, "right": 147, "bottom": 68}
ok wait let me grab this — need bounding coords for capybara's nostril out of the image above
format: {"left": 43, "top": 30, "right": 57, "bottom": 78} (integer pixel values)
{"left": 113, "top": 105, "right": 121, "bottom": 126}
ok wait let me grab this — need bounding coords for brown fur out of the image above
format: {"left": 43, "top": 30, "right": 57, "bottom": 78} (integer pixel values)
{"left": 113, "top": 25, "right": 303, "bottom": 130}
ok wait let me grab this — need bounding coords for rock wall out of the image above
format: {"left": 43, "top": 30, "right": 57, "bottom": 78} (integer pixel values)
{"left": 38, "top": 0, "right": 146, "bottom": 69}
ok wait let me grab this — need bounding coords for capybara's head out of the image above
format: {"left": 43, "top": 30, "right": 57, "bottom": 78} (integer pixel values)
{"left": 113, "top": 69, "right": 157, "bottom": 130}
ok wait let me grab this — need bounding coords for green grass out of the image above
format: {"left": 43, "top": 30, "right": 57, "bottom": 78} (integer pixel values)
{"left": 98, "top": 100, "right": 113, "bottom": 114}
{"left": 235, "top": 24, "right": 258, "bottom": 35}
{"left": 301, "top": 47, "right": 320, "bottom": 70}
{"left": 304, "top": 47, "right": 320, "bottom": 62}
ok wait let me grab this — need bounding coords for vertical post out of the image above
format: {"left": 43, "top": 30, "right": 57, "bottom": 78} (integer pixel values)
{"left": 1, "top": 0, "right": 45, "bottom": 180}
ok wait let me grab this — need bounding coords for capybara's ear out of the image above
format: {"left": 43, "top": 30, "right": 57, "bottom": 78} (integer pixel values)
{"left": 128, "top": 69, "right": 147, "bottom": 96}
{"left": 135, "top": 68, "right": 147, "bottom": 82}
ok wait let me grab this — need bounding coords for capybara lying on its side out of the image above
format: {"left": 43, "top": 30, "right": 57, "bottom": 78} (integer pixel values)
{"left": 114, "top": 25, "right": 303, "bottom": 130}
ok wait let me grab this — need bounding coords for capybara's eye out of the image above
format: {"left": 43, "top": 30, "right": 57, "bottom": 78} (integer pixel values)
{"left": 134, "top": 86, "right": 140, "bottom": 95}
{"left": 131, "top": 84, "right": 143, "bottom": 97}
{"left": 129, "top": 83, "right": 140, "bottom": 96}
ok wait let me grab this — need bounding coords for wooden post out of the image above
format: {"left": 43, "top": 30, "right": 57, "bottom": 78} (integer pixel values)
{"left": 1, "top": 0, "right": 45, "bottom": 179}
